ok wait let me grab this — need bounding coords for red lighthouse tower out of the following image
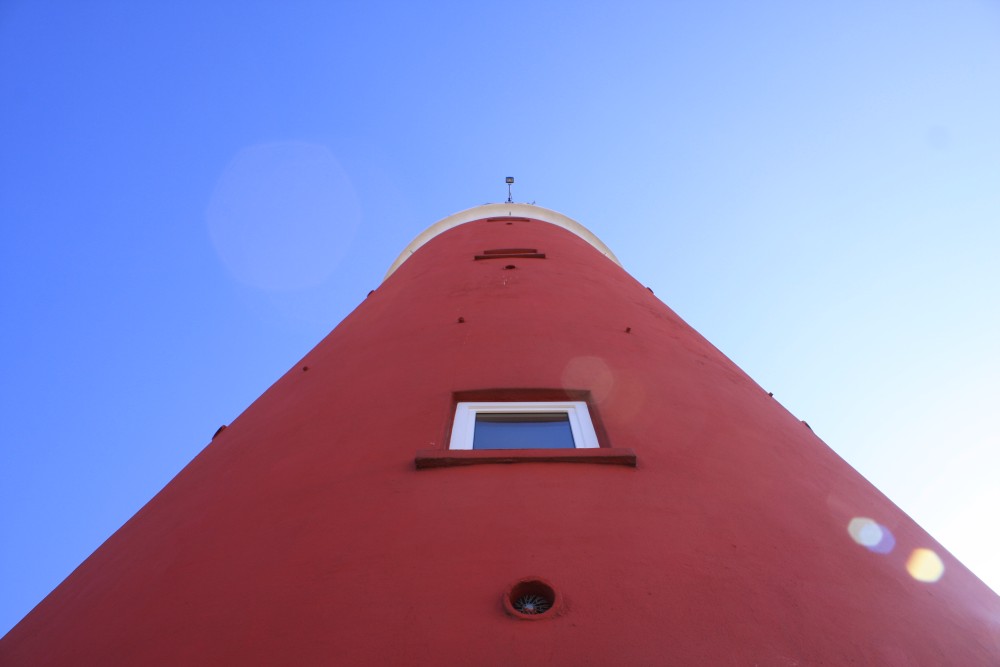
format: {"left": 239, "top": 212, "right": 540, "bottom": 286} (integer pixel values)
{"left": 2, "top": 203, "right": 998, "bottom": 665}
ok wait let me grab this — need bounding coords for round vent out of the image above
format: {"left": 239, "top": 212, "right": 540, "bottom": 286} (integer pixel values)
{"left": 503, "top": 578, "right": 559, "bottom": 620}
{"left": 513, "top": 593, "right": 551, "bottom": 615}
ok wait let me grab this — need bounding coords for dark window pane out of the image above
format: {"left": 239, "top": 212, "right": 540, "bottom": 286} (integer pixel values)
{"left": 473, "top": 413, "right": 575, "bottom": 449}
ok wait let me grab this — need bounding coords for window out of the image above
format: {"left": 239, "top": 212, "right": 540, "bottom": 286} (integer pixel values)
{"left": 414, "top": 391, "right": 635, "bottom": 468}
{"left": 449, "top": 402, "right": 599, "bottom": 450}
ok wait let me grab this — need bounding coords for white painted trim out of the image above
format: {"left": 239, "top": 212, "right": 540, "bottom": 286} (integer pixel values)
{"left": 383, "top": 203, "right": 621, "bottom": 281}
{"left": 449, "top": 401, "right": 599, "bottom": 450}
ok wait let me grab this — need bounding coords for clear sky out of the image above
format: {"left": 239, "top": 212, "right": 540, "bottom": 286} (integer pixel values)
{"left": 2, "top": 1, "right": 998, "bottom": 636}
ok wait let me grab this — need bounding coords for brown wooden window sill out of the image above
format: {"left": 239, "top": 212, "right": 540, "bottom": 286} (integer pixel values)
{"left": 414, "top": 448, "right": 636, "bottom": 469}
{"left": 474, "top": 253, "right": 546, "bottom": 260}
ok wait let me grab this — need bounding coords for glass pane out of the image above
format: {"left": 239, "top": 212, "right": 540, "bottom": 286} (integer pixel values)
{"left": 472, "top": 413, "right": 575, "bottom": 450}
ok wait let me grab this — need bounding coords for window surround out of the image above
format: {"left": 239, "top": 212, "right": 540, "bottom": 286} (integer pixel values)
{"left": 414, "top": 391, "right": 636, "bottom": 469}
{"left": 449, "top": 401, "right": 599, "bottom": 451}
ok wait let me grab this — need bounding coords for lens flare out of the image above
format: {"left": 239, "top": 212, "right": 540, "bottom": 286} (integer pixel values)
{"left": 561, "top": 356, "right": 614, "bottom": 403}
{"left": 206, "top": 142, "right": 360, "bottom": 291}
{"left": 847, "top": 517, "right": 896, "bottom": 554}
{"left": 906, "top": 548, "right": 945, "bottom": 583}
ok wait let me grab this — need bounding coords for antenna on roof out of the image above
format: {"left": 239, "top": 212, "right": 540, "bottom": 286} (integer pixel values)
{"left": 505, "top": 176, "right": 514, "bottom": 203}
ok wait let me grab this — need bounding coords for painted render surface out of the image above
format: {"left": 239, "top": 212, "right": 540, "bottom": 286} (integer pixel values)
{"left": 2, "top": 207, "right": 999, "bottom": 665}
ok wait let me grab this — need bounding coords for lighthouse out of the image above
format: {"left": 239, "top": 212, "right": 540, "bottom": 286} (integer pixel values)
{"left": 2, "top": 203, "right": 998, "bottom": 665}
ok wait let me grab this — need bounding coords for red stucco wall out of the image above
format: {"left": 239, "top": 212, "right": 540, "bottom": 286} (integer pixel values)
{"left": 3, "top": 215, "right": 998, "bottom": 665}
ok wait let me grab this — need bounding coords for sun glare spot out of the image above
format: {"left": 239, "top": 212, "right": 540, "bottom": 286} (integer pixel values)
{"left": 847, "top": 517, "right": 896, "bottom": 554}
{"left": 561, "top": 356, "right": 615, "bottom": 403}
{"left": 907, "top": 548, "right": 945, "bottom": 583}
{"left": 206, "top": 141, "right": 360, "bottom": 291}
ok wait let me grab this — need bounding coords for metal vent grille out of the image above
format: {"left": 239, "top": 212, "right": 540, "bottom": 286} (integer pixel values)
{"left": 513, "top": 593, "right": 552, "bottom": 615}
{"left": 504, "top": 578, "right": 558, "bottom": 619}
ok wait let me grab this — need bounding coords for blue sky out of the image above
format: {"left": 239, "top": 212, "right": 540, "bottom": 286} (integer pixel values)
{"left": 2, "top": 1, "right": 998, "bottom": 635}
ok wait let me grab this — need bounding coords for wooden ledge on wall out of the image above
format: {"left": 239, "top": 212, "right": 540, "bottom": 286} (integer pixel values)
{"left": 414, "top": 448, "right": 637, "bottom": 470}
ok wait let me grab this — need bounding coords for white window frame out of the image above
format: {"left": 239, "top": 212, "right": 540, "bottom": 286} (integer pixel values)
{"left": 449, "top": 401, "right": 600, "bottom": 451}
